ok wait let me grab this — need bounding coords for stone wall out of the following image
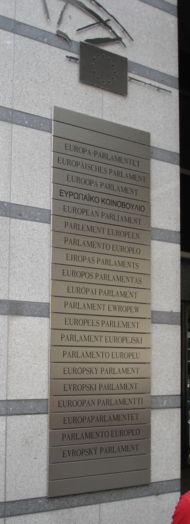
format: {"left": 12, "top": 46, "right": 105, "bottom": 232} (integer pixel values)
{"left": 0, "top": 0, "right": 180, "bottom": 522}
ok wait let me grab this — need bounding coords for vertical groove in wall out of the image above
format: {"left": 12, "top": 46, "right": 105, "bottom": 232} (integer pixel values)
{"left": 4, "top": 2, "right": 16, "bottom": 506}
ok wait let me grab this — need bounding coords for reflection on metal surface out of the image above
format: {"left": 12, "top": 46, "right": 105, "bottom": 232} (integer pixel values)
{"left": 49, "top": 107, "right": 151, "bottom": 497}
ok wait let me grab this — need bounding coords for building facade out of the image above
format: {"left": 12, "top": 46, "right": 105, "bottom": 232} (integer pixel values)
{"left": 0, "top": 0, "right": 180, "bottom": 522}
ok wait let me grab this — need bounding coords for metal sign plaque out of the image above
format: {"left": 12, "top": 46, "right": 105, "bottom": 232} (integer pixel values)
{"left": 80, "top": 42, "right": 128, "bottom": 96}
{"left": 49, "top": 107, "right": 151, "bottom": 498}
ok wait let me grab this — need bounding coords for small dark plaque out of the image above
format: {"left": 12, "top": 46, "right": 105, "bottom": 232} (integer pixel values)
{"left": 80, "top": 42, "right": 128, "bottom": 96}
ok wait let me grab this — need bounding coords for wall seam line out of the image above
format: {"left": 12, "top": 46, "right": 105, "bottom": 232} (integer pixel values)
{"left": 0, "top": 395, "right": 181, "bottom": 416}
{"left": 0, "top": 106, "right": 179, "bottom": 165}
{"left": 0, "top": 16, "right": 178, "bottom": 89}
{"left": 0, "top": 202, "right": 181, "bottom": 244}
{"left": 138, "top": 0, "right": 177, "bottom": 16}
{"left": 0, "top": 300, "right": 181, "bottom": 323}
{"left": 0, "top": 479, "right": 180, "bottom": 518}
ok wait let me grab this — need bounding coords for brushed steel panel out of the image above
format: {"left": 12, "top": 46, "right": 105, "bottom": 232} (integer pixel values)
{"left": 53, "top": 168, "right": 150, "bottom": 201}
{"left": 49, "top": 454, "right": 150, "bottom": 480}
{"left": 52, "top": 231, "right": 150, "bottom": 260}
{"left": 50, "top": 423, "right": 150, "bottom": 446}
{"left": 52, "top": 218, "right": 151, "bottom": 245}
{"left": 52, "top": 201, "right": 150, "bottom": 230}
{"left": 50, "top": 409, "right": 151, "bottom": 428}
{"left": 51, "top": 314, "right": 150, "bottom": 332}
{"left": 51, "top": 329, "right": 150, "bottom": 347}
{"left": 50, "top": 378, "right": 150, "bottom": 396}
{"left": 53, "top": 107, "right": 150, "bottom": 146}
{"left": 49, "top": 108, "right": 151, "bottom": 497}
{"left": 53, "top": 184, "right": 150, "bottom": 217}
{"left": 52, "top": 249, "right": 151, "bottom": 274}
{"left": 53, "top": 124, "right": 150, "bottom": 161}
{"left": 52, "top": 140, "right": 150, "bottom": 181}
{"left": 48, "top": 468, "right": 150, "bottom": 496}
{"left": 53, "top": 151, "right": 149, "bottom": 188}
{"left": 50, "top": 438, "right": 150, "bottom": 463}
{"left": 53, "top": 138, "right": 150, "bottom": 179}
{"left": 51, "top": 297, "right": 151, "bottom": 318}
{"left": 53, "top": 150, "right": 150, "bottom": 188}
{"left": 50, "top": 347, "right": 151, "bottom": 363}
{"left": 53, "top": 122, "right": 150, "bottom": 161}
{"left": 51, "top": 279, "right": 150, "bottom": 302}
{"left": 52, "top": 149, "right": 150, "bottom": 186}
{"left": 50, "top": 392, "right": 151, "bottom": 410}
{"left": 50, "top": 363, "right": 150, "bottom": 380}
{"left": 51, "top": 264, "right": 151, "bottom": 288}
